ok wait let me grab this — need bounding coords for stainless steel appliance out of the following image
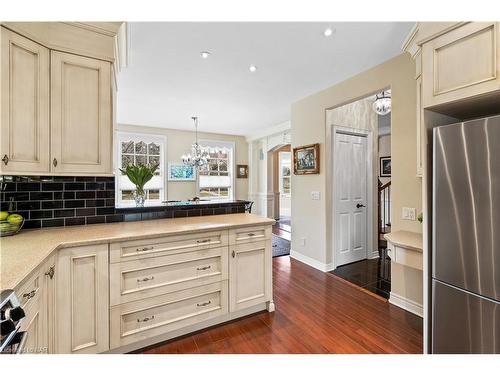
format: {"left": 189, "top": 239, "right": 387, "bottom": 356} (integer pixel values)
{"left": 432, "top": 114, "right": 500, "bottom": 353}
{"left": 0, "top": 289, "right": 27, "bottom": 354}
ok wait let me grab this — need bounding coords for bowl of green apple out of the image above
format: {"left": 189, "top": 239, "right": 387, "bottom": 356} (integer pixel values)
{"left": 0, "top": 211, "right": 24, "bottom": 237}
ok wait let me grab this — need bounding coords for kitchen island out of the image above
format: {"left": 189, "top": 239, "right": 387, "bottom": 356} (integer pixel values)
{"left": 0, "top": 213, "right": 274, "bottom": 354}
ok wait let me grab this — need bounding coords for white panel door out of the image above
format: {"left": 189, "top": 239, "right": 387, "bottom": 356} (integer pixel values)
{"left": 334, "top": 132, "right": 368, "bottom": 266}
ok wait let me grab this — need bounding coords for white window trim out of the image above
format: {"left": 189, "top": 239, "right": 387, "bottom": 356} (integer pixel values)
{"left": 114, "top": 131, "right": 167, "bottom": 207}
{"left": 197, "top": 139, "right": 235, "bottom": 201}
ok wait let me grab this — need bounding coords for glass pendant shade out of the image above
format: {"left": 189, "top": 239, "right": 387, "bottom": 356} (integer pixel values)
{"left": 373, "top": 91, "right": 392, "bottom": 116}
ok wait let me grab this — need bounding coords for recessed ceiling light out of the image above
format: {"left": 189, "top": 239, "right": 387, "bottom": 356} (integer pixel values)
{"left": 200, "top": 51, "right": 211, "bottom": 59}
{"left": 323, "top": 28, "right": 335, "bottom": 37}
{"left": 249, "top": 65, "right": 257, "bottom": 72}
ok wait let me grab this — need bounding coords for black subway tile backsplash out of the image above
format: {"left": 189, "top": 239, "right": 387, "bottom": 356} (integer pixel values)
{"left": 1, "top": 175, "right": 246, "bottom": 229}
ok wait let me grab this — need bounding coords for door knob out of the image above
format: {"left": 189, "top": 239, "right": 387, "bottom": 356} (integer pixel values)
{"left": 356, "top": 203, "right": 366, "bottom": 208}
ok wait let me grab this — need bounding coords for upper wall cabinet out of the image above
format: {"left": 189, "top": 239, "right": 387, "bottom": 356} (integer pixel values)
{"left": 50, "top": 52, "right": 112, "bottom": 174}
{"left": 422, "top": 22, "right": 500, "bottom": 108}
{"left": 0, "top": 28, "right": 50, "bottom": 174}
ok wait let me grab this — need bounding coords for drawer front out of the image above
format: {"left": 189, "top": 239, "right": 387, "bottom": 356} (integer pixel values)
{"left": 110, "top": 281, "right": 227, "bottom": 349}
{"left": 394, "top": 245, "right": 423, "bottom": 271}
{"left": 229, "top": 225, "right": 271, "bottom": 245}
{"left": 14, "top": 270, "right": 42, "bottom": 311}
{"left": 110, "top": 247, "right": 228, "bottom": 306}
{"left": 110, "top": 230, "right": 228, "bottom": 263}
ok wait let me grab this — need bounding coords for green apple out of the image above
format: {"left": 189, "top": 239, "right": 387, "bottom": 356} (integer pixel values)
{"left": 7, "top": 214, "right": 23, "bottom": 224}
{"left": 0, "top": 211, "right": 9, "bottom": 221}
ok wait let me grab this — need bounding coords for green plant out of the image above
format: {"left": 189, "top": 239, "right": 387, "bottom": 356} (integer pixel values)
{"left": 119, "top": 163, "right": 159, "bottom": 195}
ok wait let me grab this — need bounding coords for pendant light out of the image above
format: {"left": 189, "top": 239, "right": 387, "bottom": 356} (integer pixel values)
{"left": 181, "top": 117, "right": 209, "bottom": 168}
{"left": 373, "top": 91, "right": 392, "bottom": 116}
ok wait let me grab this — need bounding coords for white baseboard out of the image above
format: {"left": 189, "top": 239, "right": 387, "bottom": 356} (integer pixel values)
{"left": 290, "top": 250, "right": 334, "bottom": 272}
{"left": 389, "top": 292, "right": 423, "bottom": 317}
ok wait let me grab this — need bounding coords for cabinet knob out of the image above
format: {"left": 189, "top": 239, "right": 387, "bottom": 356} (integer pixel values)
{"left": 232, "top": 250, "right": 235, "bottom": 258}
{"left": 44, "top": 266, "right": 55, "bottom": 279}
{"left": 53, "top": 158, "right": 58, "bottom": 167}
{"left": 2, "top": 154, "right": 9, "bottom": 165}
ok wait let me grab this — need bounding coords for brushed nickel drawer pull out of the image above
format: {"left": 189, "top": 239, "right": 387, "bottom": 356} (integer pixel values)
{"left": 23, "top": 290, "right": 36, "bottom": 300}
{"left": 247, "top": 233, "right": 256, "bottom": 237}
{"left": 137, "top": 315, "right": 155, "bottom": 323}
{"left": 196, "top": 265, "right": 211, "bottom": 271}
{"left": 197, "top": 301, "right": 211, "bottom": 307}
{"left": 232, "top": 250, "right": 235, "bottom": 258}
{"left": 2, "top": 154, "right": 9, "bottom": 165}
{"left": 137, "top": 276, "right": 155, "bottom": 283}
{"left": 136, "top": 246, "right": 154, "bottom": 252}
{"left": 197, "top": 239, "right": 210, "bottom": 244}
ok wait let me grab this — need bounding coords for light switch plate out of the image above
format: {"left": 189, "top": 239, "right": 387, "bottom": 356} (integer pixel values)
{"left": 402, "top": 207, "right": 416, "bottom": 220}
{"left": 300, "top": 238, "right": 306, "bottom": 246}
{"left": 311, "top": 191, "right": 321, "bottom": 200}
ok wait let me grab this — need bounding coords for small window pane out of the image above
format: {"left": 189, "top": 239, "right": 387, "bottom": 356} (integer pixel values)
{"left": 135, "top": 155, "right": 147, "bottom": 166}
{"left": 122, "top": 155, "right": 134, "bottom": 168}
{"left": 282, "top": 166, "right": 291, "bottom": 177}
{"left": 121, "top": 141, "right": 134, "bottom": 154}
{"left": 135, "top": 141, "right": 147, "bottom": 154}
{"left": 148, "top": 156, "right": 160, "bottom": 166}
{"left": 148, "top": 142, "right": 160, "bottom": 155}
{"left": 148, "top": 189, "right": 160, "bottom": 200}
{"left": 219, "top": 188, "right": 229, "bottom": 197}
{"left": 122, "top": 190, "right": 134, "bottom": 201}
{"left": 219, "top": 160, "right": 227, "bottom": 171}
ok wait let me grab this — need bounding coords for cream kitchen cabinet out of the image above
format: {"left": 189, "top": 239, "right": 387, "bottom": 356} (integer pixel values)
{"left": 421, "top": 22, "right": 500, "bottom": 108}
{"left": 0, "top": 25, "right": 114, "bottom": 176}
{"left": 55, "top": 244, "right": 109, "bottom": 354}
{"left": 14, "top": 253, "right": 55, "bottom": 354}
{"left": 50, "top": 51, "right": 112, "bottom": 174}
{"left": 0, "top": 27, "right": 50, "bottom": 174}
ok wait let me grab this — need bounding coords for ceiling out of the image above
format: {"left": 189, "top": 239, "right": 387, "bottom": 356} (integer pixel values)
{"left": 117, "top": 22, "right": 414, "bottom": 136}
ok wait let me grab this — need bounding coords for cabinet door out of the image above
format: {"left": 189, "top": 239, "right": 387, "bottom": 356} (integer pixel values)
{"left": 0, "top": 27, "right": 50, "bottom": 174}
{"left": 422, "top": 22, "right": 500, "bottom": 108}
{"left": 56, "top": 244, "right": 109, "bottom": 354}
{"left": 229, "top": 240, "right": 272, "bottom": 312}
{"left": 50, "top": 51, "right": 112, "bottom": 174}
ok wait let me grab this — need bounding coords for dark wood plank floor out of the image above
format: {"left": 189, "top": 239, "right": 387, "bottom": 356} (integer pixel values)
{"left": 138, "top": 256, "right": 423, "bottom": 354}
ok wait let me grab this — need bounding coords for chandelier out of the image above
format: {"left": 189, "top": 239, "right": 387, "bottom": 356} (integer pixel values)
{"left": 182, "top": 116, "right": 209, "bottom": 168}
{"left": 372, "top": 91, "right": 392, "bottom": 116}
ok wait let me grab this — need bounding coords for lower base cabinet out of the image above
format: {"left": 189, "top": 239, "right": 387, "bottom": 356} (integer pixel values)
{"left": 55, "top": 244, "right": 109, "bottom": 354}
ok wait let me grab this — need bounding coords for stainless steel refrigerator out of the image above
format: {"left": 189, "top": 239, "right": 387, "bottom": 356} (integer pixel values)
{"left": 432, "top": 114, "right": 500, "bottom": 353}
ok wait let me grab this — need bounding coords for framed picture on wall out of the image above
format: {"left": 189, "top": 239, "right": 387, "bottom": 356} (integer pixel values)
{"left": 293, "top": 143, "right": 320, "bottom": 174}
{"left": 236, "top": 164, "right": 248, "bottom": 178}
{"left": 379, "top": 156, "right": 391, "bottom": 177}
{"left": 168, "top": 163, "right": 196, "bottom": 181}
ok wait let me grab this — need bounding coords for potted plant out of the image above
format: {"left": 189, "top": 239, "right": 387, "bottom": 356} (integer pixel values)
{"left": 119, "top": 163, "right": 159, "bottom": 207}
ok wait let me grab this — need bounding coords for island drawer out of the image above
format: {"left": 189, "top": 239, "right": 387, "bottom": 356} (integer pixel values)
{"left": 229, "top": 225, "right": 271, "bottom": 245}
{"left": 110, "top": 230, "right": 228, "bottom": 263}
{"left": 110, "top": 246, "right": 228, "bottom": 306}
{"left": 110, "top": 281, "right": 227, "bottom": 349}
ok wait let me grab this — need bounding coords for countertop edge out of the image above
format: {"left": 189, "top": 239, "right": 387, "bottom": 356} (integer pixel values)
{"left": 1, "top": 214, "right": 275, "bottom": 291}
{"left": 384, "top": 230, "right": 423, "bottom": 253}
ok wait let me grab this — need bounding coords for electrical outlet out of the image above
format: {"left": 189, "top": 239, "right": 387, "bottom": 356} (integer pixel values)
{"left": 311, "top": 191, "right": 321, "bottom": 200}
{"left": 300, "top": 238, "right": 306, "bottom": 246}
{"left": 402, "top": 207, "right": 416, "bottom": 221}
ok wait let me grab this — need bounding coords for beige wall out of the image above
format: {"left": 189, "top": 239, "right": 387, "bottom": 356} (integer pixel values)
{"left": 291, "top": 52, "right": 422, "bottom": 269}
{"left": 117, "top": 124, "right": 248, "bottom": 201}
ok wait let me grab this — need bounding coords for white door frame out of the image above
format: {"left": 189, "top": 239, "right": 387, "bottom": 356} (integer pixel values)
{"left": 331, "top": 125, "right": 374, "bottom": 269}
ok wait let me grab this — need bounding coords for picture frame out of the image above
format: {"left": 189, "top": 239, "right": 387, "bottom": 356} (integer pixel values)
{"left": 379, "top": 156, "right": 391, "bottom": 177}
{"left": 293, "top": 143, "right": 320, "bottom": 175}
{"left": 236, "top": 164, "right": 248, "bottom": 178}
{"left": 168, "top": 163, "right": 196, "bottom": 181}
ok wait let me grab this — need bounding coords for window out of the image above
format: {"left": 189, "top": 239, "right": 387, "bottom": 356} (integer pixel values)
{"left": 198, "top": 140, "right": 235, "bottom": 200}
{"left": 115, "top": 132, "right": 166, "bottom": 207}
{"left": 279, "top": 151, "right": 291, "bottom": 196}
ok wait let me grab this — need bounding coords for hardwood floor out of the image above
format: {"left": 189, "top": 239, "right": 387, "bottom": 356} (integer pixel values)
{"left": 137, "top": 256, "right": 423, "bottom": 354}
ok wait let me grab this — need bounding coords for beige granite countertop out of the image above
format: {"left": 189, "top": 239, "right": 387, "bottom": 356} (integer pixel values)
{"left": 0, "top": 213, "right": 275, "bottom": 291}
{"left": 384, "top": 230, "right": 423, "bottom": 253}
